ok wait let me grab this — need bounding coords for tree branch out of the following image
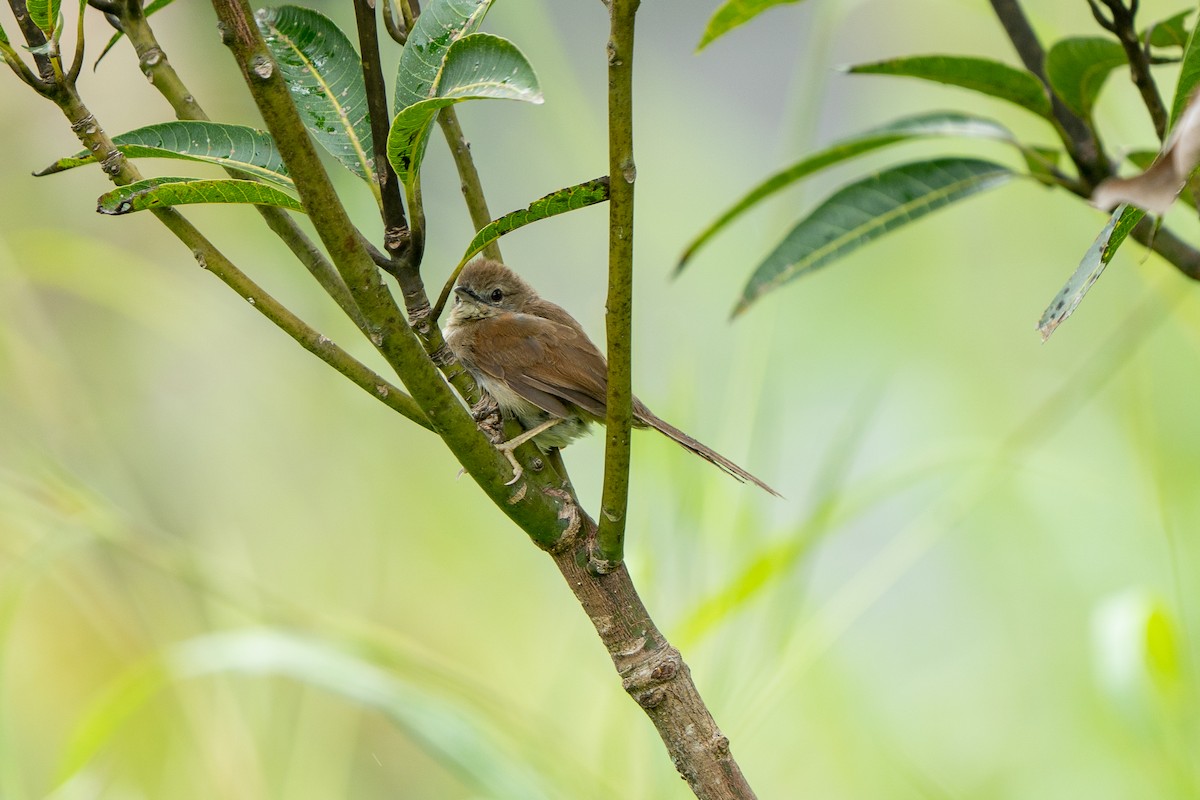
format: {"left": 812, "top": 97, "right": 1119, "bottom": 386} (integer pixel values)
{"left": 1094, "top": 0, "right": 1169, "bottom": 139}
{"left": 595, "top": 0, "right": 638, "bottom": 569}
{"left": 988, "top": 0, "right": 1111, "bottom": 187}
{"left": 438, "top": 107, "right": 502, "bottom": 261}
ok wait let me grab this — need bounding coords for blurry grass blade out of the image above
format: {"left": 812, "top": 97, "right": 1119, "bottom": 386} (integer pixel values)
{"left": 678, "top": 111, "right": 1018, "bottom": 271}
{"left": 387, "top": 33, "right": 542, "bottom": 191}
{"left": 96, "top": 178, "right": 303, "bottom": 215}
{"left": 36, "top": 121, "right": 292, "bottom": 187}
{"left": 393, "top": 0, "right": 493, "bottom": 111}
{"left": 735, "top": 158, "right": 1014, "bottom": 315}
{"left": 1092, "top": 590, "right": 1183, "bottom": 718}
{"left": 697, "top": 0, "right": 808, "bottom": 50}
{"left": 849, "top": 55, "right": 1053, "bottom": 119}
{"left": 257, "top": 5, "right": 374, "bottom": 184}
{"left": 1045, "top": 37, "right": 1127, "bottom": 119}
{"left": 94, "top": 0, "right": 177, "bottom": 69}
{"left": 1141, "top": 9, "right": 1193, "bottom": 49}
{"left": 28, "top": 0, "right": 59, "bottom": 35}
{"left": 1037, "top": 206, "right": 1142, "bottom": 341}
{"left": 1171, "top": 15, "right": 1200, "bottom": 128}
{"left": 171, "top": 629, "right": 554, "bottom": 799}
{"left": 433, "top": 176, "right": 611, "bottom": 320}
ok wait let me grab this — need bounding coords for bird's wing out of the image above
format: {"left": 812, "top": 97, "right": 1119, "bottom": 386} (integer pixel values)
{"left": 470, "top": 311, "right": 610, "bottom": 420}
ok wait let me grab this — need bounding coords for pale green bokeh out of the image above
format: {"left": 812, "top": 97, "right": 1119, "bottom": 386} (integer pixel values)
{"left": 2, "top": 1, "right": 1199, "bottom": 798}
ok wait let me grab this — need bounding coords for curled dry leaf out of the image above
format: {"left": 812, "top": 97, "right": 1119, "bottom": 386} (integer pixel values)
{"left": 1092, "top": 88, "right": 1200, "bottom": 214}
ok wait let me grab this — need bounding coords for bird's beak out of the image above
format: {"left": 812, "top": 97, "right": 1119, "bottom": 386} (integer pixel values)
{"left": 454, "top": 285, "right": 480, "bottom": 303}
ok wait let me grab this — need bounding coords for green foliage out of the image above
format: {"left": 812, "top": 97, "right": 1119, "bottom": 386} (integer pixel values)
{"left": 36, "top": 121, "right": 292, "bottom": 187}
{"left": 387, "top": 32, "right": 541, "bottom": 197}
{"left": 1045, "top": 37, "right": 1127, "bottom": 120}
{"left": 734, "top": 158, "right": 1014, "bottom": 315}
{"left": 27, "top": 0, "right": 60, "bottom": 36}
{"left": 393, "top": 0, "right": 492, "bottom": 112}
{"left": 1171, "top": 14, "right": 1200, "bottom": 128}
{"left": 96, "top": 177, "right": 303, "bottom": 214}
{"left": 257, "top": 5, "right": 374, "bottom": 183}
{"left": 696, "top": 0, "right": 808, "bottom": 50}
{"left": 678, "top": 111, "right": 1019, "bottom": 271}
{"left": 848, "top": 55, "right": 1053, "bottom": 119}
{"left": 1141, "top": 9, "right": 1193, "bottom": 48}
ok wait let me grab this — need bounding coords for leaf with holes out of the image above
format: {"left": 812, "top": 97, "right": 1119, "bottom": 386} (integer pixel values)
{"left": 849, "top": 55, "right": 1052, "bottom": 119}
{"left": 96, "top": 177, "right": 303, "bottom": 215}
{"left": 697, "top": 0, "right": 808, "bottom": 50}
{"left": 36, "top": 121, "right": 291, "bottom": 187}
{"left": 1037, "top": 205, "right": 1143, "bottom": 341}
{"left": 735, "top": 158, "right": 1015, "bottom": 316}
{"left": 1045, "top": 37, "right": 1127, "bottom": 119}
{"left": 678, "top": 111, "right": 1019, "bottom": 272}
{"left": 257, "top": 5, "right": 373, "bottom": 184}
{"left": 387, "top": 33, "right": 541, "bottom": 195}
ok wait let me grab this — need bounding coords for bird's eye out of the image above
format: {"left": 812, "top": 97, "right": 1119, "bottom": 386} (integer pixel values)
{"left": 490, "top": 288, "right": 503, "bottom": 303}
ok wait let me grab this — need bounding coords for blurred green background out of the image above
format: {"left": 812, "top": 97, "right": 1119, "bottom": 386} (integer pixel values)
{"left": 2, "top": 0, "right": 1199, "bottom": 797}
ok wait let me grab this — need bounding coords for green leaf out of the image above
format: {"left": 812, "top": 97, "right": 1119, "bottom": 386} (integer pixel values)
{"left": 462, "top": 176, "right": 608, "bottom": 265}
{"left": 96, "top": 177, "right": 303, "bottom": 215}
{"left": 393, "top": 0, "right": 493, "bottom": 112}
{"left": 1141, "top": 9, "right": 1193, "bottom": 49}
{"left": 433, "top": 177, "right": 610, "bottom": 318}
{"left": 94, "top": 0, "right": 177, "bottom": 68}
{"left": 735, "top": 158, "right": 1014, "bottom": 316}
{"left": 35, "top": 121, "right": 292, "bottom": 187}
{"left": 678, "top": 111, "right": 1018, "bottom": 271}
{"left": 257, "top": 5, "right": 374, "bottom": 183}
{"left": 387, "top": 33, "right": 542, "bottom": 191}
{"left": 27, "top": 0, "right": 60, "bottom": 35}
{"left": 849, "top": 55, "right": 1053, "bottom": 119}
{"left": 1021, "top": 145, "right": 1063, "bottom": 187}
{"left": 697, "top": 0, "right": 808, "bottom": 51}
{"left": 1036, "top": 205, "right": 1143, "bottom": 341}
{"left": 1044, "top": 37, "right": 1127, "bottom": 119}
{"left": 1171, "top": 12, "right": 1200, "bottom": 129}
{"left": 1092, "top": 591, "right": 1183, "bottom": 718}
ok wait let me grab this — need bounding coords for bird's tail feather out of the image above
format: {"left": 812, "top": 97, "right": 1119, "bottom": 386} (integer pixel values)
{"left": 637, "top": 411, "right": 782, "bottom": 498}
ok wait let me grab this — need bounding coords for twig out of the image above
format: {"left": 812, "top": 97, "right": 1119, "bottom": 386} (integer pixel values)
{"left": 595, "top": 0, "right": 638, "bottom": 569}
{"left": 1091, "top": 0, "right": 1169, "bottom": 139}
{"left": 438, "top": 107, "right": 502, "bottom": 262}
{"left": 988, "top": 0, "right": 1111, "bottom": 187}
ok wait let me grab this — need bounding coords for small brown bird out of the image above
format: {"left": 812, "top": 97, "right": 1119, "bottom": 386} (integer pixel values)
{"left": 443, "top": 259, "right": 779, "bottom": 496}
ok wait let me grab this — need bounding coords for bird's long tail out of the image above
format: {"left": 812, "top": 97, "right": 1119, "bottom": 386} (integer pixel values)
{"left": 636, "top": 410, "right": 782, "bottom": 497}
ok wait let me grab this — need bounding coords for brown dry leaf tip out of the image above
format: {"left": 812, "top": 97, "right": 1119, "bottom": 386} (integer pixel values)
{"left": 1092, "top": 87, "right": 1200, "bottom": 215}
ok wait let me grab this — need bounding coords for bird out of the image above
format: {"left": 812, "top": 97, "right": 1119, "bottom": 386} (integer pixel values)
{"left": 442, "top": 259, "right": 779, "bottom": 496}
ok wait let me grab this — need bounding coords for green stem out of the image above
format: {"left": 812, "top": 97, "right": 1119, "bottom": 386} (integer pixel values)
{"left": 210, "top": 0, "right": 567, "bottom": 543}
{"left": 438, "top": 107, "right": 501, "bottom": 261}
{"left": 595, "top": 0, "right": 639, "bottom": 569}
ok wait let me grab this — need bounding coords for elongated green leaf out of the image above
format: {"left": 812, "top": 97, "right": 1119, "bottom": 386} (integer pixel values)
{"left": 1037, "top": 205, "right": 1144, "bottom": 341}
{"left": 462, "top": 177, "right": 608, "bottom": 264}
{"left": 96, "top": 177, "right": 303, "bottom": 215}
{"left": 387, "top": 33, "right": 542, "bottom": 190}
{"left": 36, "top": 121, "right": 291, "bottom": 187}
{"left": 678, "top": 111, "right": 1018, "bottom": 271}
{"left": 849, "top": 55, "right": 1053, "bottom": 119}
{"left": 1045, "top": 37, "right": 1127, "bottom": 119}
{"left": 1171, "top": 12, "right": 1200, "bottom": 128}
{"left": 432, "top": 177, "right": 610, "bottom": 319}
{"left": 28, "top": 0, "right": 60, "bottom": 35}
{"left": 257, "top": 5, "right": 373, "bottom": 183}
{"left": 94, "top": 0, "right": 177, "bottom": 68}
{"left": 394, "top": 0, "right": 492, "bottom": 112}
{"left": 1142, "top": 9, "right": 1193, "bottom": 49}
{"left": 697, "top": 0, "right": 807, "bottom": 50}
{"left": 735, "top": 158, "right": 1014, "bottom": 315}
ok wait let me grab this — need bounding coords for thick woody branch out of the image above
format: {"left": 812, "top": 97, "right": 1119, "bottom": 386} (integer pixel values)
{"left": 595, "top": 0, "right": 638, "bottom": 568}
{"left": 1090, "top": 0, "right": 1168, "bottom": 139}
